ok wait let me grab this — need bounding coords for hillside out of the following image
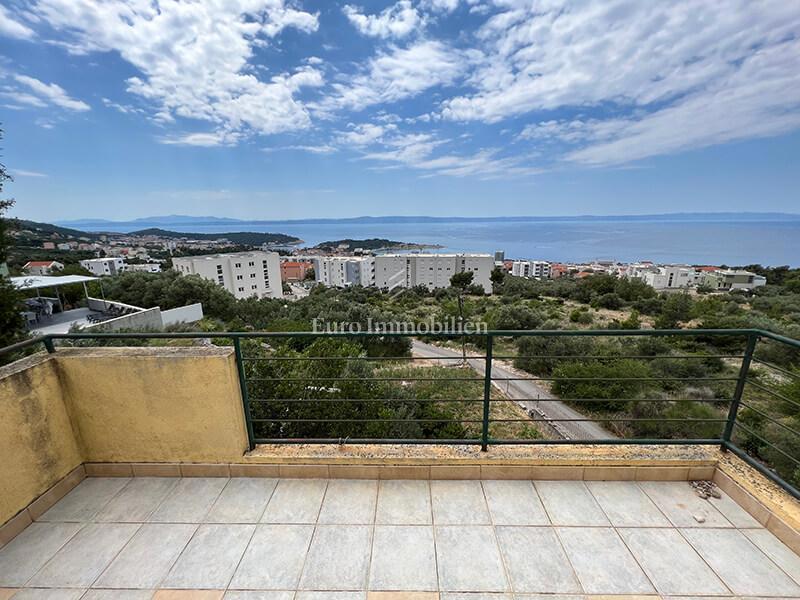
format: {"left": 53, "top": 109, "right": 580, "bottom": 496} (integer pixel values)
{"left": 13, "top": 219, "right": 100, "bottom": 240}
{"left": 130, "top": 228, "right": 301, "bottom": 246}
{"left": 314, "top": 238, "right": 440, "bottom": 251}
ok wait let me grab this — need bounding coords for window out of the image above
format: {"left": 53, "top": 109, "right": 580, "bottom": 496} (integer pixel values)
{"left": 250, "top": 273, "right": 256, "bottom": 278}
{"left": 234, "top": 262, "right": 241, "bottom": 268}
{"left": 238, "top": 287, "right": 244, "bottom": 292}
{"left": 236, "top": 275, "right": 243, "bottom": 280}
{"left": 248, "top": 261, "right": 255, "bottom": 266}
{"left": 251, "top": 285, "right": 257, "bottom": 289}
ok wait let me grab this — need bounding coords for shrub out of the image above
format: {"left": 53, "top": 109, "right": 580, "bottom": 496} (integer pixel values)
{"left": 514, "top": 335, "right": 595, "bottom": 376}
{"left": 551, "top": 359, "right": 652, "bottom": 411}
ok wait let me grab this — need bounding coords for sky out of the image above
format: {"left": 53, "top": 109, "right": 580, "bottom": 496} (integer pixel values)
{"left": 1, "top": 0, "right": 799, "bottom": 222}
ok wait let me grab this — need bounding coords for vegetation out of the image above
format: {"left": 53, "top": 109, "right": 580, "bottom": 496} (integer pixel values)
{"left": 313, "top": 238, "right": 434, "bottom": 251}
{"left": 0, "top": 146, "right": 25, "bottom": 348}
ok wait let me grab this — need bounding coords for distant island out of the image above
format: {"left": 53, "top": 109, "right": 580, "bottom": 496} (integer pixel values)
{"left": 130, "top": 228, "right": 301, "bottom": 246}
{"left": 312, "top": 238, "right": 442, "bottom": 252}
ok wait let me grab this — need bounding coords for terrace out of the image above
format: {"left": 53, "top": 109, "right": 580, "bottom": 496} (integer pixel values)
{"left": 1, "top": 329, "right": 799, "bottom": 599}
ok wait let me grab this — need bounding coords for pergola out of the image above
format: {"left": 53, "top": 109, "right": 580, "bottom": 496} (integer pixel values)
{"left": 11, "top": 274, "right": 99, "bottom": 312}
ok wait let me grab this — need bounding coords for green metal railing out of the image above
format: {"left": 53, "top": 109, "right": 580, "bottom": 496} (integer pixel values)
{"left": 1, "top": 328, "right": 799, "bottom": 499}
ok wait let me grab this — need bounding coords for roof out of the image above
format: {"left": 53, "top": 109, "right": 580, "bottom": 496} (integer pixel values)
{"left": 23, "top": 260, "right": 60, "bottom": 267}
{"left": 11, "top": 274, "right": 98, "bottom": 290}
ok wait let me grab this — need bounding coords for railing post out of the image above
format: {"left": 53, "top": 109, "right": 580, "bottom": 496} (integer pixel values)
{"left": 481, "top": 333, "right": 493, "bottom": 451}
{"left": 233, "top": 337, "right": 256, "bottom": 451}
{"left": 722, "top": 332, "right": 758, "bottom": 450}
{"left": 43, "top": 336, "right": 56, "bottom": 353}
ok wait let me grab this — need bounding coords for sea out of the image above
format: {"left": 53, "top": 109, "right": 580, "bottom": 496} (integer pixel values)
{"left": 81, "top": 218, "right": 800, "bottom": 266}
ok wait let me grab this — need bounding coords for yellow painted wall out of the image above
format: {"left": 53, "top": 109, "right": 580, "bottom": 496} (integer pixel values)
{"left": 55, "top": 347, "right": 249, "bottom": 463}
{"left": 0, "top": 355, "right": 84, "bottom": 525}
{"left": 0, "top": 346, "right": 249, "bottom": 526}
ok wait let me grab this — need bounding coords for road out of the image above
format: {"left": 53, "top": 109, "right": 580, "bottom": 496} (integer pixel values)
{"left": 411, "top": 339, "right": 611, "bottom": 440}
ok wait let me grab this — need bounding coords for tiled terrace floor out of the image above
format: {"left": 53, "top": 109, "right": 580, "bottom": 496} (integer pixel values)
{"left": 1, "top": 477, "right": 799, "bottom": 599}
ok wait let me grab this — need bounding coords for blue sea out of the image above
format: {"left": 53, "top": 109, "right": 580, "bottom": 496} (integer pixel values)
{"left": 87, "top": 218, "right": 800, "bottom": 266}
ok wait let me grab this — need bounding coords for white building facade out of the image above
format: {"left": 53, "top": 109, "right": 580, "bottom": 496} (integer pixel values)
{"left": 374, "top": 253, "right": 494, "bottom": 293}
{"left": 79, "top": 258, "right": 126, "bottom": 277}
{"left": 511, "top": 260, "right": 551, "bottom": 279}
{"left": 172, "top": 251, "right": 283, "bottom": 299}
{"left": 313, "top": 256, "right": 375, "bottom": 288}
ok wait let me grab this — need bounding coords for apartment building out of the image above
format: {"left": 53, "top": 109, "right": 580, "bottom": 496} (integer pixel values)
{"left": 374, "top": 253, "right": 494, "bottom": 293}
{"left": 621, "top": 263, "right": 695, "bottom": 290}
{"left": 313, "top": 256, "right": 375, "bottom": 288}
{"left": 79, "top": 258, "right": 126, "bottom": 277}
{"left": 701, "top": 269, "right": 767, "bottom": 291}
{"left": 172, "top": 251, "right": 283, "bottom": 299}
{"left": 511, "top": 260, "right": 551, "bottom": 279}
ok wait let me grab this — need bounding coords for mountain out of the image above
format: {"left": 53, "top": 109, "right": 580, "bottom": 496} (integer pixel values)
{"left": 59, "top": 214, "right": 245, "bottom": 228}
{"left": 56, "top": 212, "right": 800, "bottom": 229}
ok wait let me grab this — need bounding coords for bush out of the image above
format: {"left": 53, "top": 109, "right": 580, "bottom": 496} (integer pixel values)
{"left": 514, "top": 335, "right": 595, "bottom": 376}
{"left": 569, "top": 308, "right": 593, "bottom": 324}
{"left": 593, "top": 292, "right": 624, "bottom": 310}
{"left": 551, "top": 359, "right": 653, "bottom": 411}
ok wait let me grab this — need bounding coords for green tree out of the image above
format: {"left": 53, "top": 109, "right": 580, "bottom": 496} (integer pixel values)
{"left": 449, "top": 271, "right": 474, "bottom": 289}
{"left": 490, "top": 266, "right": 506, "bottom": 289}
{"left": 655, "top": 293, "right": 693, "bottom": 328}
{"left": 0, "top": 130, "right": 25, "bottom": 348}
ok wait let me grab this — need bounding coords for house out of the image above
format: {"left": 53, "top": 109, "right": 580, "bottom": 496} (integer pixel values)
{"left": 701, "top": 269, "right": 767, "bottom": 291}
{"left": 23, "top": 260, "right": 64, "bottom": 275}
{"left": 280, "top": 260, "right": 313, "bottom": 282}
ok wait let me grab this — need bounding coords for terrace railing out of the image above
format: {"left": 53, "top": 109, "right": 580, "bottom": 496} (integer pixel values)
{"left": 2, "top": 328, "right": 799, "bottom": 499}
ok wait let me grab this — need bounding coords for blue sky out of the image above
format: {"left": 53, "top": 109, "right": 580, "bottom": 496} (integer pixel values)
{"left": 1, "top": 0, "right": 799, "bottom": 222}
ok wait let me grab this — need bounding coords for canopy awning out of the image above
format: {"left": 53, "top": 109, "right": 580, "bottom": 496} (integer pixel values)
{"left": 11, "top": 274, "right": 98, "bottom": 290}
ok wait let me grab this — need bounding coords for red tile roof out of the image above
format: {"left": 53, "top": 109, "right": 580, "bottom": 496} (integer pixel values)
{"left": 24, "top": 260, "right": 58, "bottom": 267}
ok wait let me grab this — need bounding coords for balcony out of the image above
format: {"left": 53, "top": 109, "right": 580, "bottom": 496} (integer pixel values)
{"left": 0, "top": 330, "right": 799, "bottom": 598}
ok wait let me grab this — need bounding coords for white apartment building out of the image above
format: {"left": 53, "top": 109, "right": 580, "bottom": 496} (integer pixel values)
{"left": 172, "top": 251, "right": 283, "bottom": 299}
{"left": 126, "top": 263, "right": 162, "bottom": 273}
{"left": 374, "top": 253, "right": 494, "bottom": 293}
{"left": 313, "top": 256, "right": 375, "bottom": 288}
{"left": 622, "top": 263, "right": 695, "bottom": 290}
{"left": 511, "top": 260, "right": 551, "bottom": 279}
{"left": 79, "top": 258, "right": 126, "bottom": 277}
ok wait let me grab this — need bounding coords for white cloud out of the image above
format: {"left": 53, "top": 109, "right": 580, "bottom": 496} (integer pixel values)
{"left": 13, "top": 75, "right": 90, "bottom": 111}
{"left": 264, "top": 144, "right": 337, "bottom": 154}
{"left": 343, "top": 1, "right": 422, "bottom": 39}
{"left": 0, "top": 5, "right": 35, "bottom": 40}
{"left": 318, "top": 40, "right": 470, "bottom": 113}
{"left": 338, "top": 123, "right": 395, "bottom": 146}
{"left": 440, "top": 0, "right": 800, "bottom": 166}
{"left": 29, "top": 0, "right": 320, "bottom": 139}
{"left": 11, "top": 169, "right": 48, "bottom": 177}
{"left": 159, "top": 131, "right": 241, "bottom": 147}
{"left": 360, "top": 130, "right": 539, "bottom": 178}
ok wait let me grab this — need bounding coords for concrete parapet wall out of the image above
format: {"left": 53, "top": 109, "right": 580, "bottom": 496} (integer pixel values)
{"left": 0, "top": 346, "right": 248, "bottom": 526}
